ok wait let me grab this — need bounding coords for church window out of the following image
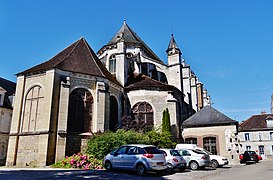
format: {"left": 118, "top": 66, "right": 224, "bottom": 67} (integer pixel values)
{"left": 185, "top": 138, "right": 197, "bottom": 145}
{"left": 203, "top": 137, "right": 217, "bottom": 155}
{"left": 109, "top": 54, "right": 116, "bottom": 74}
{"left": 21, "top": 86, "right": 43, "bottom": 132}
{"left": 126, "top": 53, "right": 133, "bottom": 58}
{"left": 132, "top": 102, "right": 154, "bottom": 131}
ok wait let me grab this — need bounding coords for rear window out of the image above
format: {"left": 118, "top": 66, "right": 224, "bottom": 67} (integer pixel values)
{"left": 192, "top": 149, "right": 206, "bottom": 154}
{"left": 143, "top": 147, "right": 162, "bottom": 154}
{"left": 170, "top": 150, "right": 180, "bottom": 156}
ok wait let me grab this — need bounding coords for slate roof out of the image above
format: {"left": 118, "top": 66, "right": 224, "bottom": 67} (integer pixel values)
{"left": 182, "top": 105, "right": 238, "bottom": 128}
{"left": 124, "top": 74, "right": 182, "bottom": 94}
{"left": 99, "top": 21, "right": 164, "bottom": 64}
{"left": 239, "top": 114, "right": 273, "bottom": 131}
{"left": 18, "top": 38, "right": 121, "bottom": 86}
{"left": 166, "top": 34, "right": 180, "bottom": 53}
{"left": 0, "top": 77, "right": 16, "bottom": 109}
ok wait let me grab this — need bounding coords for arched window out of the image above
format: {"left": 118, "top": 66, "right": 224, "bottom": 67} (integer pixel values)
{"left": 185, "top": 138, "right": 197, "bottom": 145}
{"left": 67, "top": 88, "right": 93, "bottom": 133}
{"left": 203, "top": 137, "right": 217, "bottom": 155}
{"left": 110, "top": 96, "right": 118, "bottom": 131}
{"left": 132, "top": 102, "right": 154, "bottom": 131}
{"left": 21, "top": 86, "right": 43, "bottom": 132}
{"left": 109, "top": 54, "right": 116, "bottom": 74}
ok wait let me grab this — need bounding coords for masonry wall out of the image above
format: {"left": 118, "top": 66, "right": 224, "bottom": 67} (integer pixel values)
{"left": 183, "top": 125, "right": 239, "bottom": 164}
{"left": 0, "top": 107, "right": 12, "bottom": 165}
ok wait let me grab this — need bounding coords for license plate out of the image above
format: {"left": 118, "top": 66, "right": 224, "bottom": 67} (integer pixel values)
{"left": 157, "top": 162, "right": 164, "bottom": 165}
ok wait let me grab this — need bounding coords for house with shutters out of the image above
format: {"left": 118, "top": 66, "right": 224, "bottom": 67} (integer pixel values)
{"left": 6, "top": 21, "right": 211, "bottom": 166}
{"left": 238, "top": 112, "right": 273, "bottom": 159}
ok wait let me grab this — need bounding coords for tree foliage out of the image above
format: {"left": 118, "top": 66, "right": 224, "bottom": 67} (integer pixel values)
{"left": 162, "top": 108, "right": 171, "bottom": 133}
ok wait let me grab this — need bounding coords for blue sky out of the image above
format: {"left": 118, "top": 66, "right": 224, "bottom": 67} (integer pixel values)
{"left": 1, "top": 0, "right": 272, "bottom": 121}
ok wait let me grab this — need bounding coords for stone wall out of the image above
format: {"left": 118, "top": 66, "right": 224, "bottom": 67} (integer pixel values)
{"left": 183, "top": 125, "right": 239, "bottom": 164}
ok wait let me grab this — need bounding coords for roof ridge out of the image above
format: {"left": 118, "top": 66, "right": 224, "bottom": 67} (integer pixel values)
{"left": 54, "top": 38, "right": 82, "bottom": 67}
{"left": 81, "top": 38, "right": 105, "bottom": 78}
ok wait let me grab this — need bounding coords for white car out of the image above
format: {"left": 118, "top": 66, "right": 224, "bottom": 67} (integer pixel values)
{"left": 196, "top": 148, "right": 229, "bottom": 168}
{"left": 176, "top": 144, "right": 229, "bottom": 168}
{"left": 160, "top": 148, "right": 187, "bottom": 172}
{"left": 175, "top": 148, "right": 210, "bottom": 170}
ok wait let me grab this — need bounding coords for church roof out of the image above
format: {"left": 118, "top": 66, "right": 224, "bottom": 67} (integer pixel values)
{"left": 182, "top": 105, "right": 237, "bottom": 128}
{"left": 99, "top": 21, "right": 164, "bottom": 64}
{"left": 239, "top": 114, "right": 273, "bottom": 131}
{"left": 18, "top": 38, "right": 121, "bottom": 86}
{"left": 0, "top": 77, "right": 16, "bottom": 109}
{"left": 166, "top": 34, "right": 180, "bottom": 53}
{"left": 124, "top": 74, "right": 182, "bottom": 94}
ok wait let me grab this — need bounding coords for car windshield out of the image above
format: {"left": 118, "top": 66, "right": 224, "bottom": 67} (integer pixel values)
{"left": 143, "top": 147, "right": 162, "bottom": 154}
{"left": 170, "top": 150, "right": 180, "bottom": 156}
{"left": 247, "top": 151, "right": 256, "bottom": 155}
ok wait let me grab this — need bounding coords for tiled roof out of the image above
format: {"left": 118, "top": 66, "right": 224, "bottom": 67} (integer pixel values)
{"left": 99, "top": 21, "right": 164, "bottom": 64}
{"left": 0, "top": 77, "right": 16, "bottom": 109}
{"left": 124, "top": 74, "right": 181, "bottom": 93}
{"left": 239, "top": 114, "right": 273, "bottom": 131}
{"left": 182, "top": 105, "right": 237, "bottom": 128}
{"left": 18, "top": 38, "right": 121, "bottom": 86}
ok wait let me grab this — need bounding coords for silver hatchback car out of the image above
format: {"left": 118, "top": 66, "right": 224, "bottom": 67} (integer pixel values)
{"left": 103, "top": 144, "right": 167, "bottom": 175}
{"left": 160, "top": 148, "right": 187, "bottom": 172}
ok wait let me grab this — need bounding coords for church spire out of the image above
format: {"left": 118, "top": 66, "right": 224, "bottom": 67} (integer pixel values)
{"left": 166, "top": 34, "right": 181, "bottom": 56}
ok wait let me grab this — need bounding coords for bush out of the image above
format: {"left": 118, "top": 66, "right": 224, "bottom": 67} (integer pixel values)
{"left": 85, "top": 128, "right": 176, "bottom": 160}
{"left": 85, "top": 129, "right": 150, "bottom": 160}
{"left": 147, "top": 130, "right": 176, "bottom": 149}
{"left": 51, "top": 153, "right": 102, "bottom": 170}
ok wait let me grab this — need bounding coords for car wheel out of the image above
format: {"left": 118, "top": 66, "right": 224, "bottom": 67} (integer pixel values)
{"left": 136, "top": 163, "right": 146, "bottom": 176}
{"left": 211, "top": 160, "right": 219, "bottom": 168}
{"left": 166, "top": 163, "right": 174, "bottom": 173}
{"left": 190, "top": 161, "right": 199, "bottom": 170}
{"left": 104, "top": 161, "right": 112, "bottom": 171}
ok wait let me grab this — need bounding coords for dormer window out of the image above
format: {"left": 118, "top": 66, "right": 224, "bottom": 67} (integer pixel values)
{"left": 109, "top": 54, "right": 116, "bottom": 74}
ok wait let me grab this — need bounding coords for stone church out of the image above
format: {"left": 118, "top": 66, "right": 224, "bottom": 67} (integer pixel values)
{"left": 6, "top": 21, "right": 211, "bottom": 166}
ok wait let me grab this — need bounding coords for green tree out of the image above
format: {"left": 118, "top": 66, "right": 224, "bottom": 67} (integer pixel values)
{"left": 162, "top": 108, "right": 171, "bottom": 133}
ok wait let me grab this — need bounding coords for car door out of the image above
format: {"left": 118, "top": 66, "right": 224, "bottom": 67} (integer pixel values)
{"left": 125, "top": 146, "right": 139, "bottom": 169}
{"left": 179, "top": 150, "right": 191, "bottom": 166}
{"left": 112, "top": 146, "right": 128, "bottom": 169}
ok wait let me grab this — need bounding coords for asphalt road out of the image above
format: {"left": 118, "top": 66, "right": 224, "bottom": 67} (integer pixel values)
{"left": 0, "top": 160, "right": 273, "bottom": 180}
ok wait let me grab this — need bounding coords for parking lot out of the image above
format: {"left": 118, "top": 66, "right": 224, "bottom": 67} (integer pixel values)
{"left": 1, "top": 160, "right": 273, "bottom": 180}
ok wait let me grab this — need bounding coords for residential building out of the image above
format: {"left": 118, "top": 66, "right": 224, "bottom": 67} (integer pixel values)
{"left": 0, "top": 77, "right": 16, "bottom": 166}
{"left": 238, "top": 113, "right": 273, "bottom": 159}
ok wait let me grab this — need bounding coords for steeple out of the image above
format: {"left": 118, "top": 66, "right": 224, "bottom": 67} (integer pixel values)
{"left": 166, "top": 34, "right": 181, "bottom": 56}
{"left": 167, "top": 34, "right": 181, "bottom": 65}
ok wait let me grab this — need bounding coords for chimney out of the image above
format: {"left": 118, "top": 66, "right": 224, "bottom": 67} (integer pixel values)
{"left": 261, "top": 111, "right": 266, "bottom": 115}
{"left": 271, "top": 94, "right": 273, "bottom": 114}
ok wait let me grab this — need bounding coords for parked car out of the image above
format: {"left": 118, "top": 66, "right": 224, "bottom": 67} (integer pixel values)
{"left": 175, "top": 148, "right": 210, "bottom": 170}
{"left": 176, "top": 144, "right": 229, "bottom": 168}
{"left": 196, "top": 148, "right": 229, "bottom": 168}
{"left": 103, "top": 144, "right": 167, "bottom": 175}
{"left": 239, "top": 150, "right": 259, "bottom": 164}
{"left": 160, "top": 148, "right": 187, "bottom": 172}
